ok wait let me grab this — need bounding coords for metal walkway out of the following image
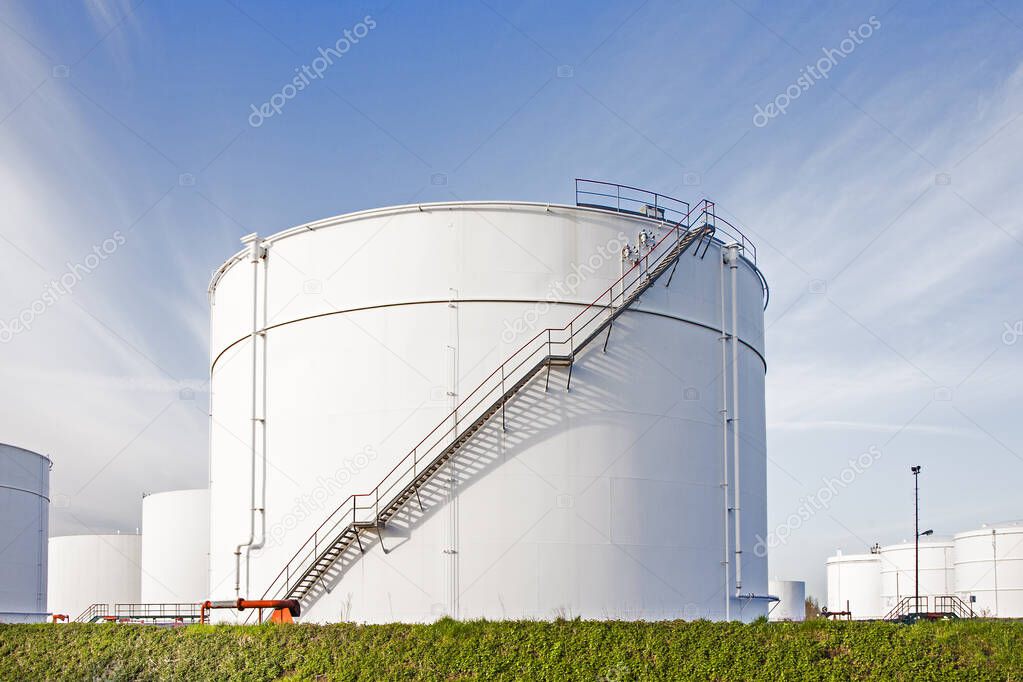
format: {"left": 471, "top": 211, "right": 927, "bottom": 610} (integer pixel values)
{"left": 73, "top": 602, "right": 202, "bottom": 623}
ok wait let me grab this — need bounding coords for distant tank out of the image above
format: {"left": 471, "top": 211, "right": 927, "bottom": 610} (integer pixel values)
{"left": 826, "top": 551, "right": 881, "bottom": 619}
{"left": 140, "top": 489, "right": 210, "bottom": 603}
{"left": 48, "top": 533, "right": 141, "bottom": 621}
{"left": 768, "top": 579, "right": 805, "bottom": 621}
{"left": 0, "top": 443, "right": 50, "bottom": 623}
{"left": 954, "top": 522, "right": 1023, "bottom": 617}
{"left": 879, "top": 539, "right": 954, "bottom": 614}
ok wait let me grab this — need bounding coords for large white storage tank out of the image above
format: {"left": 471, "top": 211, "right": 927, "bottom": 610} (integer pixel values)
{"left": 140, "top": 489, "right": 210, "bottom": 604}
{"left": 0, "top": 444, "right": 50, "bottom": 623}
{"left": 48, "top": 534, "right": 141, "bottom": 620}
{"left": 207, "top": 195, "right": 769, "bottom": 623}
{"left": 826, "top": 552, "right": 882, "bottom": 619}
{"left": 879, "top": 540, "right": 954, "bottom": 613}
{"left": 768, "top": 579, "right": 805, "bottom": 621}
{"left": 954, "top": 522, "right": 1023, "bottom": 618}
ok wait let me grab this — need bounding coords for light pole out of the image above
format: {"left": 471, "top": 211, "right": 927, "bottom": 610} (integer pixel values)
{"left": 911, "top": 465, "right": 933, "bottom": 614}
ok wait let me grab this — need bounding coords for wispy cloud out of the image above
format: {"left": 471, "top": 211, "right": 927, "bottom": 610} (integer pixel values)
{"left": 771, "top": 420, "right": 980, "bottom": 437}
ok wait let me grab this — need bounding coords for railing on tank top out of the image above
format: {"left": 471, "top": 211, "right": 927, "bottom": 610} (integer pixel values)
{"left": 575, "top": 179, "right": 759, "bottom": 265}
{"left": 253, "top": 199, "right": 729, "bottom": 610}
{"left": 575, "top": 179, "right": 767, "bottom": 307}
{"left": 575, "top": 178, "right": 692, "bottom": 225}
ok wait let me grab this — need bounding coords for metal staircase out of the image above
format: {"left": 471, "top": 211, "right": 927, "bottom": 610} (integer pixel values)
{"left": 883, "top": 594, "right": 977, "bottom": 623}
{"left": 252, "top": 194, "right": 749, "bottom": 616}
{"left": 74, "top": 603, "right": 110, "bottom": 623}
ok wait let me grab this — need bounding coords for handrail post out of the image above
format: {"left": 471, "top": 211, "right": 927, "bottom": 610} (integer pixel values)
{"left": 501, "top": 365, "right": 506, "bottom": 431}
{"left": 569, "top": 321, "right": 574, "bottom": 355}
{"left": 375, "top": 488, "right": 379, "bottom": 522}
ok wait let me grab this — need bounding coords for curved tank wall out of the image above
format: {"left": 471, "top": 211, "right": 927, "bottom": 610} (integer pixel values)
{"left": 140, "top": 489, "right": 210, "bottom": 604}
{"left": 768, "top": 579, "right": 805, "bottom": 621}
{"left": 0, "top": 444, "right": 50, "bottom": 623}
{"left": 208, "top": 201, "right": 769, "bottom": 623}
{"left": 47, "top": 534, "right": 141, "bottom": 620}
{"left": 826, "top": 552, "right": 881, "bottom": 619}
{"left": 879, "top": 540, "right": 954, "bottom": 613}
{"left": 954, "top": 522, "right": 1023, "bottom": 618}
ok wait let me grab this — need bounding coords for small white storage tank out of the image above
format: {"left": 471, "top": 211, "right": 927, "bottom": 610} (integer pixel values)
{"left": 879, "top": 540, "right": 954, "bottom": 613}
{"left": 826, "top": 551, "right": 881, "bottom": 619}
{"left": 954, "top": 522, "right": 1023, "bottom": 618}
{"left": 768, "top": 579, "right": 805, "bottom": 621}
{"left": 48, "top": 534, "right": 141, "bottom": 621}
{"left": 140, "top": 489, "right": 210, "bottom": 604}
{"left": 0, "top": 443, "right": 50, "bottom": 623}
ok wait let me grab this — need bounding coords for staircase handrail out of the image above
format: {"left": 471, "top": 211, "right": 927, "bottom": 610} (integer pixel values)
{"left": 73, "top": 603, "right": 110, "bottom": 623}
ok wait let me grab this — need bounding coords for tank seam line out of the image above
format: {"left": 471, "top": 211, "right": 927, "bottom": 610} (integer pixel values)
{"left": 211, "top": 299, "right": 768, "bottom": 371}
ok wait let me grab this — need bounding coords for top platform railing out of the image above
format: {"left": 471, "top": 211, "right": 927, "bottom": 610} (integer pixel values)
{"left": 575, "top": 178, "right": 691, "bottom": 225}
{"left": 574, "top": 178, "right": 758, "bottom": 266}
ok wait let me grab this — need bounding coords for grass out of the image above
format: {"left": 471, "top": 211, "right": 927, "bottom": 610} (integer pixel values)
{"left": 1, "top": 618, "right": 1021, "bottom": 681}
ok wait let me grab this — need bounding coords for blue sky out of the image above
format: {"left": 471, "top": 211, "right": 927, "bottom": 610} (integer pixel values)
{"left": 1, "top": 0, "right": 1021, "bottom": 600}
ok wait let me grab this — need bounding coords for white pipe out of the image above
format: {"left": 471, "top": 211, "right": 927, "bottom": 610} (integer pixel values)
{"left": 246, "top": 247, "right": 270, "bottom": 593}
{"left": 719, "top": 247, "right": 730, "bottom": 620}
{"left": 207, "top": 275, "right": 216, "bottom": 598}
{"left": 235, "top": 233, "right": 266, "bottom": 599}
{"left": 726, "top": 243, "right": 742, "bottom": 595}
{"left": 992, "top": 529, "right": 999, "bottom": 617}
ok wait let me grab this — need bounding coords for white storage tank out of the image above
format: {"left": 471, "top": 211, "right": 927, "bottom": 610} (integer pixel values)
{"left": 0, "top": 443, "right": 50, "bottom": 623}
{"left": 954, "top": 522, "right": 1023, "bottom": 618}
{"left": 768, "top": 579, "right": 805, "bottom": 621}
{"left": 826, "top": 551, "right": 882, "bottom": 619}
{"left": 207, "top": 193, "right": 770, "bottom": 623}
{"left": 48, "top": 534, "right": 141, "bottom": 621}
{"left": 140, "top": 489, "right": 210, "bottom": 604}
{"left": 879, "top": 539, "right": 954, "bottom": 613}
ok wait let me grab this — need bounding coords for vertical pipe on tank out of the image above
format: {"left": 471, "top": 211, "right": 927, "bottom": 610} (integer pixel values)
{"left": 208, "top": 274, "right": 216, "bottom": 598}
{"left": 250, "top": 247, "right": 270, "bottom": 591}
{"left": 447, "top": 287, "right": 460, "bottom": 618}
{"left": 37, "top": 458, "right": 48, "bottom": 613}
{"left": 235, "top": 233, "right": 266, "bottom": 599}
{"left": 725, "top": 243, "right": 742, "bottom": 595}
{"left": 719, "top": 246, "right": 730, "bottom": 620}
{"left": 992, "top": 529, "right": 999, "bottom": 616}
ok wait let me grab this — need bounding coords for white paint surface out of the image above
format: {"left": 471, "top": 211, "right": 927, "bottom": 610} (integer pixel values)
{"left": 48, "top": 534, "right": 141, "bottom": 620}
{"left": 140, "top": 489, "right": 209, "bottom": 603}
{"left": 208, "top": 202, "right": 769, "bottom": 622}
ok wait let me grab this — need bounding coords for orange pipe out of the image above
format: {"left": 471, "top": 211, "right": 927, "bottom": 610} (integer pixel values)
{"left": 51, "top": 614, "right": 68, "bottom": 623}
{"left": 199, "top": 599, "right": 300, "bottom": 624}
